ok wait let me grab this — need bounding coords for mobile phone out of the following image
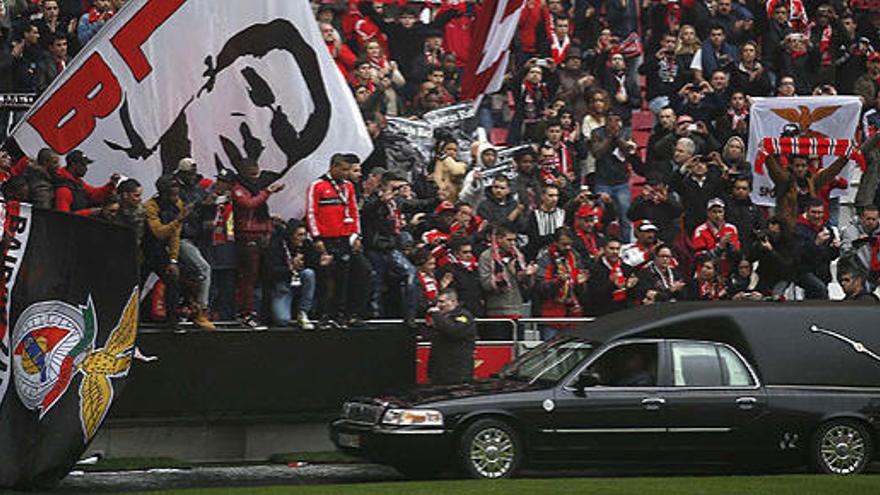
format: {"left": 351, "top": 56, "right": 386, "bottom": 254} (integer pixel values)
{"left": 687, "top": 123, "right": 698, "bottom": 132}
{"left": 536, "top": 59, "right": 550, "bottom": 68}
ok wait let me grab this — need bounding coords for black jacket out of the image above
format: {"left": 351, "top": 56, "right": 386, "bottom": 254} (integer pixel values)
{"left": 437, "top": 262, "right": 484, "bottom": 317}
{"left": 427, "top": 306, "right": 476, "bottom": 385}
{"left": 360, "top": 2, "right": 458, "bottom": 81}
{"left": 362, "top": 194, "right": 401, "bottom": 251}
{"left": 627, "top": 196, "right": 683, "bottom": 245}
{"left": 794, "top": 220, "right": 839, "bottom": 283}
{"left": 725, "top": 197, "right": 764, "bottom": 258}
{"left": 669, "top": 169, "right": 726, "bottom": 235}
{"left": 587, "top": 257, "right": 633, "bottom": 316}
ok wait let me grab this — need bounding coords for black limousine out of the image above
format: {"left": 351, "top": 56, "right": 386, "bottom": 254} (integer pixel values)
{"left": 331, "top": 302, "right": 880, "bottom": 478}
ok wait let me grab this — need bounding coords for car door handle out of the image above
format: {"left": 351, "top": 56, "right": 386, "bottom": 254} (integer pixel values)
{"left": 736, "top": 397, "right": 757, "bottom": 410}
{"left": 641, "top": 397, "right": 666, "bottom": 410}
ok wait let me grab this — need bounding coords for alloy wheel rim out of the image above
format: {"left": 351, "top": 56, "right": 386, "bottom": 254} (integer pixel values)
{"left": 469, "top": 427, "right": 515, "bottom": 478}
{"left": 820, "top": 425, "right": 866, "bottom": 474}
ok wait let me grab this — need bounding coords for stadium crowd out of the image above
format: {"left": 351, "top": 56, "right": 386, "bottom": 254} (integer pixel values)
{"left": 1, "top": 0, "right": 880, "bottom": 337}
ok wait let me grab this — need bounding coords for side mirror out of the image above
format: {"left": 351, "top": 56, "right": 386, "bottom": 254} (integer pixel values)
{"left": 576, "top": 370, "right": 601, "bottom": 389}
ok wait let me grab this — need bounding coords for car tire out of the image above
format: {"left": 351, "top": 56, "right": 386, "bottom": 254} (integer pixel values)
{"left": 458, "top": 418, "right": 522, "bottom": 479}
{"left": 810, "top": 419, "right": 873, "bottom": 475}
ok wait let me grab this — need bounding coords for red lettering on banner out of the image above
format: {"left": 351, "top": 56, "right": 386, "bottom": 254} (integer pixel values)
{"left": 28, "top": 54, "right": 122, "bottom": 154}
{"left": 111, "top": 0, "right": 187, "bottom": 82}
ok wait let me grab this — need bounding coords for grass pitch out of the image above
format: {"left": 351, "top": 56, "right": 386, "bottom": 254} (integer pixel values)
{"left": 130, "top": 474, "right": 880, "bottom": 495}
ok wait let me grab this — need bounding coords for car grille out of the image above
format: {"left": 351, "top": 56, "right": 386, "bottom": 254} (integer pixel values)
{"left": 342, "top": 402, "right": 385, "bottom": 424}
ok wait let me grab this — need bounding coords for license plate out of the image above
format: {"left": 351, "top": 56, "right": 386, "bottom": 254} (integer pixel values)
{"left": 338, "top": 433, "right": 361, "bottom": 448}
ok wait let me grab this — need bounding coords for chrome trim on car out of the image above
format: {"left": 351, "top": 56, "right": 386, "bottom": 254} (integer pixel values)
{"left": 767, "top": 385, "right": 880, "bottom": 392}
{"left": 668, "top": 427, "right": 732, "bottom": 433}
{"left": 541, "top": 427, "right": 732, "bottom": 434}
{"left": 542, "top": 428, "right": 667, "bottom": 434}
{"left": 379, "top": 429, "right": 447, "bottom": 435}
{"left": 331, "top": 419, "right": 446, "bottom": 435}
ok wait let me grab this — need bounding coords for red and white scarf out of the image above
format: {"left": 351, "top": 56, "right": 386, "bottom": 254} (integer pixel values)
{"left": 755, "top": 137, "right": 865, "bottom": 175}
{"left": 550, "top": 32, "right": 570, "bottom": 66}
{"left": 819, "top": 24, "right": 832, "bottom": 66}
{"left": 728, "top": 106, "right": 748, "bottom": 130}
{"left": 489, "top": 236, "right": 527, "bottom": 292}
{"left": 418, "top": 271, "right": 439, "bottom": 302}
{"left": 602, "top": 256, "right": 627, "bottom": 302}
{"left": 386, "top": 199, "right": 403, "bottom": 235}
{"left": 575, "top": 226, "right": 600, "bottom": 257}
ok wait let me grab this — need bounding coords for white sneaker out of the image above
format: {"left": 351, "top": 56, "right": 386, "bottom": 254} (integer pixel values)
{"left": 298, "top": 311, "right": 315, "bottom": 331}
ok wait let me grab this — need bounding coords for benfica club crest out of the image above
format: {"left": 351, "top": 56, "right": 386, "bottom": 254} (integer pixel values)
{"left": 12, "top": 288, "right": 138, "bottom": 440}
{"left": 769, "top": 105, "right": 842, "bottom": 139}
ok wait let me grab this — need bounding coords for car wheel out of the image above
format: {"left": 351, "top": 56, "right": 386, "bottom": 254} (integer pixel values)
{"left": 811, "top": 419, "right": 873, "bottom": 475}
{"left": 458, "top": 418, "right": 522, "bottom": 479}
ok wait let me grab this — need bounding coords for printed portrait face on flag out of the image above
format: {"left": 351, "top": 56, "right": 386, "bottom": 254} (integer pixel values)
{"left": 11, "top": 0, "right": 372, "bottom": 220}
{"left": 747, "top": 96, "right": 862, "bottom": 207}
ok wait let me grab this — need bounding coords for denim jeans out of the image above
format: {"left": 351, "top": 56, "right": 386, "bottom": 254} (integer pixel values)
{"left": 209, "top": 268, "right": 236, "bottom": 320}
{"left": 270, "top": 281, "right": 293, "bottom": 326}
{"left": 293, "top": 268, "right": 316, "bottom": 314}
{"left": 179, "top": 238, "right": 211, "bottom": 307}
{"left": 366, "top": 249, "right": 417, "bottom": 319}
{"left": 595, "top": 182, "right": 632, "bottom": 242}
{"left": 796, "top": 272, "right": 829, "bottom": 300}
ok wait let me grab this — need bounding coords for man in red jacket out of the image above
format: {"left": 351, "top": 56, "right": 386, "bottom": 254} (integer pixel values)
{"left": 53, "top": 150, "right": 117, "bottom": 215}
{"left": 692, "top": 198, "right": 741, "bottom": 277}
{"left": 306, "top": 153, "right": 361, "bottom": 327}
{"left": 232, "top": 159, "right": 285, "bottom": 330}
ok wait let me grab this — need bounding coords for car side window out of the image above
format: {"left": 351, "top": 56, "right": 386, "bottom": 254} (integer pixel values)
{"left": 716, "top": 345, "right": 755, "bottom": 387}
{"left": 586, "top": 343, "right": 658, "bottom": 387}
{"left": 671, "top": 343, "right": 723, "bottom": 387}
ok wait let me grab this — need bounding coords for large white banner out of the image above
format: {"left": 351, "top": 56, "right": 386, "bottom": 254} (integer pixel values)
{"left": 747, "top": 96, "right": 861, "bottom": 207}
{"left": 11, "top": 0, "right": 371, "bottom": 219}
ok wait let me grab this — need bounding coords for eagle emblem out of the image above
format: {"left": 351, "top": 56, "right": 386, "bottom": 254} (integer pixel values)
{"left": 770, "top": 105, "right": 842, "bottom": 138}
{"left": 12, "top": 287, "right": 139, "bottom": 440}
{"left": 77, "top": 288, "right": 139, "bottom": 441}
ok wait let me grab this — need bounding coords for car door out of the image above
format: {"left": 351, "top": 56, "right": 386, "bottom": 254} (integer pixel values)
{"left": 542, "top": 341, "right": 668, "bottom": 463}
{"left": 660, "top": 341, "right": 769, "bottom": 463}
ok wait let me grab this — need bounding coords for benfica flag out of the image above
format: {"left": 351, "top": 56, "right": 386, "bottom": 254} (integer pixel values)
{"left": 747, "top": 96, "right": 861, "bottom": 207}
{"left": 0, "top": 204, "right": 139, "bottom": 489}
{"left": 460, "top": 0, "right": 525, "bottom": 101}
{"left": 10, "top": 0, "right": 371, "bottom": 220}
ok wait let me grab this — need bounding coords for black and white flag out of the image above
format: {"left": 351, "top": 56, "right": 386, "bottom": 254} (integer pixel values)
{"left": 10, "top": 0, "right": 372, "bottom": 219}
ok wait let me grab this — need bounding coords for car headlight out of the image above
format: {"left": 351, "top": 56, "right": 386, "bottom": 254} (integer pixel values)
{"left": 381, "top": 409, "right": 444, "bottom": 426}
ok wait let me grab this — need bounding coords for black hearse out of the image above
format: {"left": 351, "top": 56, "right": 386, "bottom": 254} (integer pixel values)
{"left": 331, "top": 303, "right": 880, "bottom": 478}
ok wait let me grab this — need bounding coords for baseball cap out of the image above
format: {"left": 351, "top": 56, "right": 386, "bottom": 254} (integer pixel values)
{"left": 707, "top": 197, "right": 726, "bottom": 210}
{"left": 676, "top": 115, "right": 694, "bottom": 125}
{"left": 576, "top": 205, "right": 598, "bottom": 218}
{"left": 216, "top": 168, "right": 236, "bottom": 182}
{"left": 66, "top": 150, "right": 94, "bottom": 166}
{"left": 635, "top": 220, "right": 659, "bottom": 232}
{"left": 176, "top": 157, "right": 197, "bottom": 173}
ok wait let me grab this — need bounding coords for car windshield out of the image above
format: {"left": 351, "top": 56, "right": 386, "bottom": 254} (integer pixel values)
{"left": 497, "top": 337, "right": 595, "bottom": 385}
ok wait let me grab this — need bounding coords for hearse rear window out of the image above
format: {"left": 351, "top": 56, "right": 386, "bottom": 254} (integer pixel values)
{"left": 672, "top": 342, "right": 755, "bottom": 387}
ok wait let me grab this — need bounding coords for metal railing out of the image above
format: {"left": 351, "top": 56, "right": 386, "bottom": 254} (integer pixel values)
{"left": 140, "top": 316, "right": 597, "bottom": 356}
{"left": 368, "top": 316, "right": 597, "bottom": 356}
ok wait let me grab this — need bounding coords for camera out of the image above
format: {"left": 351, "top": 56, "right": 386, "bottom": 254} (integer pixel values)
{"left": 687, "top": 123, "right": 699, "bottom": 132}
